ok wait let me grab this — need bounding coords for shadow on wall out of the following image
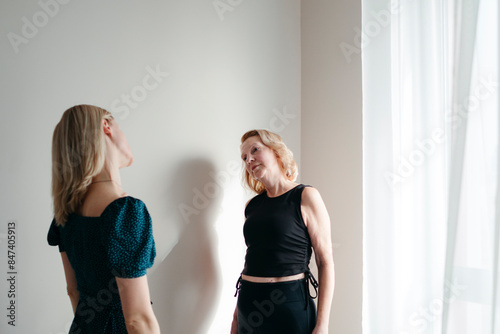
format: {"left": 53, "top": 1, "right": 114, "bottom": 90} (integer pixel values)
{"left": 149, "top": 158, "right": 222, "bottom": 334}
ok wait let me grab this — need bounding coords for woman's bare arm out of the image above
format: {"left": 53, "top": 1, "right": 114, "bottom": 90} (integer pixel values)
{"left": 302, "top": 187, "right": 335, "bottom": 334}
{"left": 116, "top": 275, "right": 160, "bottom": 334}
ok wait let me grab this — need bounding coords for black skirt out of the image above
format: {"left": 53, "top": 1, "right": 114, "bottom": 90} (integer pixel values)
{"left": 236, "top": 278, "right": 317, "bottom": 334}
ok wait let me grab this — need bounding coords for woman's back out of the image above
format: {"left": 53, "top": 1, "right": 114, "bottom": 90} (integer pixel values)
{"left": 48, "top": 196, "right": 156, "bottom": 333}
{"left": 49, "top": 105, "right": 160, "bottom": 333}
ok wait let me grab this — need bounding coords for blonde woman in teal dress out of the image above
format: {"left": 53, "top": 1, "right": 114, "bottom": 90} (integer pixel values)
{"left": 47, "top": 105, "right": 160, "bottom": 333}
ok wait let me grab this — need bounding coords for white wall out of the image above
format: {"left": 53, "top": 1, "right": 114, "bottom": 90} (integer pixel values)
{"left": 0, "top": 1, "right": 301, "bottom": 333}
{"left": 301, "top": 1, "right": 363, "bottom": 333}
{"left": 1, "top": 1, "right": 363, "bottom": 333}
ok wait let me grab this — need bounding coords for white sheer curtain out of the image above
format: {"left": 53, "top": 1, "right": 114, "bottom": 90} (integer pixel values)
{"left": 362, "top": 0, "right": 499, "bottom": 333}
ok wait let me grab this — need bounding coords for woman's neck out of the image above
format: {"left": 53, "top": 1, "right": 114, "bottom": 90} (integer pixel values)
{"left": 262, "top": 179, "right": 297, "bottom": 197}
{"left": 93, "top": 161, "right": 122, "bottom": 185}
{"left": 89, "top": 164, "right": 125, "bottom": 195}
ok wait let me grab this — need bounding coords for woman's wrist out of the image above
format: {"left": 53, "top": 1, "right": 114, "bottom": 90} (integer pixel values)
{"left": 314, "top": 321, "right": 329, "bottom": 331}
{"left": 315, "top": 315, "right": 329, "bottom": 329}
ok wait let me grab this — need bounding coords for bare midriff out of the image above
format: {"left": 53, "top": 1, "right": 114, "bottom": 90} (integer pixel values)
{"left": 241, "top": 272, "right": 305, "bottom": 283}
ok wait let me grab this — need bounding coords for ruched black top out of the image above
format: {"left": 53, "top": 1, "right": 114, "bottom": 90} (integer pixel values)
{"left": 242, "top": 184, "right": 313, "bottom": 277}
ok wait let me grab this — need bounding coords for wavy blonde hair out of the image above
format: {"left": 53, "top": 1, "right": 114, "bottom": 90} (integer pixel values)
{"left": 52, "top": 105, "right": 114, "bottom": 225}
{"left": 241, "top": 129, "right": 298, "bottom": 194}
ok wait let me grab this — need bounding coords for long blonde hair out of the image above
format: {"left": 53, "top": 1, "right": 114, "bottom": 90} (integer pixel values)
{"left": 241, "top": 129, "right": 298, "bottom": 194}
{"left": 52, "top": 105, "right": 114, "bottom": 225}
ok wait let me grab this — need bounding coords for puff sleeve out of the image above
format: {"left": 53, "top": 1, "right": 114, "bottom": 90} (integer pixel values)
{"left": 102, "top": 197, "right": 156, "bottom": 278}
{"left": 47, "top": 218, "right": 65, "bottom": 252}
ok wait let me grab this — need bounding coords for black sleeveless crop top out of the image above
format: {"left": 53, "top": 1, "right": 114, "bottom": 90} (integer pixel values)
{"left": 242, "top": 184, "right": 313, "bottom": 277}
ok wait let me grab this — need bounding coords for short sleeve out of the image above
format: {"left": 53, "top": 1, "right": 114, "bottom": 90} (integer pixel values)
{"left": 102, "top": 197, "right": 156, "bottom": 278}
{"left": 47, "top": 218, "right": 65, "bottom": 252}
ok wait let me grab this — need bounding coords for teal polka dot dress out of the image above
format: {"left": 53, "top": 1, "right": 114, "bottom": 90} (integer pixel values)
{"left": 48, "top": 196, "right": 156, "bottom": 333}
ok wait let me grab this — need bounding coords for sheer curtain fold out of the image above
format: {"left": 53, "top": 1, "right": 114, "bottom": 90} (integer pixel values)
{"left": 493, "top": 2, "right": 500, "bottom": 326}
{"left": 441, "top": 0, "right": 480, "bottom": 332}
{"left": 362, "top": 0, "right": 499, "bottom": 333}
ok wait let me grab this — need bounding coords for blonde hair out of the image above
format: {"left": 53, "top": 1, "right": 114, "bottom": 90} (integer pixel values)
{"left": 52, "top": 105, "right": 114, "bottom": 225}
{"left": 241, "top": 129, "right": 298, "bottom": 194}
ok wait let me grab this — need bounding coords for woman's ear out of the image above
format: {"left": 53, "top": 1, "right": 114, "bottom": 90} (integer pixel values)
{"left": 102, "top": 119, "right": 112, "bottom": 137}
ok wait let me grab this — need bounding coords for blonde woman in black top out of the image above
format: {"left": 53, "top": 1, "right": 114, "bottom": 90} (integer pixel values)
{"left": 232, "top": 130, "right": 335, "bottom": 334}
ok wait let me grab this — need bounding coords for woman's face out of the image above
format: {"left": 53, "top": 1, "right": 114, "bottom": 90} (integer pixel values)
{"left": 240, "top": 136, "right": 280, "bottom": 181}
{"left": 107, "top": 119, "right": 134, "bottom": 168}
